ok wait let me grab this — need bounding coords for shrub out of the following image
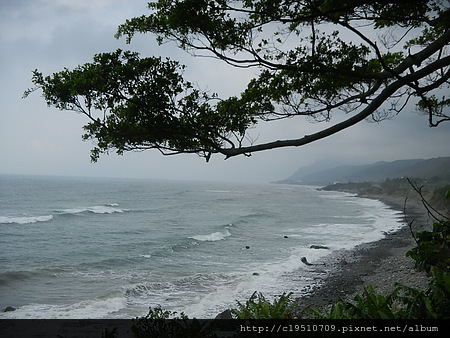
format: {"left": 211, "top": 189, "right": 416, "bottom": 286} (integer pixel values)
{"left": 308, "top": 285, "right": 400, "bottom": 319}
{"left": 231, "top": 291, "right": 296, "bottom": 319}
{"left": 131, "top": 306, "right": 215, "bottom": 338}
{"left": 406, "top": 220, "right": 450, "bottom": 272}
{"left": 406, "top": 184, "right": 450, "bottom": 272}
{"left": 308, "top": 269, "right": 450, "bottom": 319}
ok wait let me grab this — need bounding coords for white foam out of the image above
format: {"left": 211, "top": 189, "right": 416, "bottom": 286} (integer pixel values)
{"left": 189, "top": 229, "right": 231, "bottom": 242}
{"left": 177, "top": 238, "right": 337, "bottom": 318}
{"left": 0, "top": 296, "right": 127, "bottom": 319}
{"left": 181, "top": 258, "right": 321, "bottom": 318}
{"left": 319, "top": 191, "right": 357, "bottom": 199}
{"left": 0, "top": 215, "right": 53, "bottom": 224}
{"left": 61, "top": 205, "right": 128, "bottom": 215}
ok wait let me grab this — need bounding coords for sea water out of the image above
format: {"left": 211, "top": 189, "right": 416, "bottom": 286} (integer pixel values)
{"left": 0, "top": 175, "right": 404, "bottom": 319}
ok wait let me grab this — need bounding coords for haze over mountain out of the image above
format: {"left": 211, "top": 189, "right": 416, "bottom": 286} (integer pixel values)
{"left": 277, "top": 157, "right": 450, "bottom": 186}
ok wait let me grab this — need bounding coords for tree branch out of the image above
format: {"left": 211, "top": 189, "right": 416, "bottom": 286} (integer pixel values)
{"left": 220, "top": 54, "right": 450, "bottom": 158}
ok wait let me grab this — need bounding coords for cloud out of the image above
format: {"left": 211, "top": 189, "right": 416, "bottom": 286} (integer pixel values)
{"left": 41, "top": 0, "right": 113, "bottom": 11}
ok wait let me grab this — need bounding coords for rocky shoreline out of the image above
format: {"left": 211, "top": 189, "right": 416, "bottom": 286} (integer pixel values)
{"left": 294, "top": 192, "right": 435, "bottom": 312}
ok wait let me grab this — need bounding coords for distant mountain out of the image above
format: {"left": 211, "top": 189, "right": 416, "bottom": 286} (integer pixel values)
{"left": 277, "top": 157, "right": 450, "bottom": 185}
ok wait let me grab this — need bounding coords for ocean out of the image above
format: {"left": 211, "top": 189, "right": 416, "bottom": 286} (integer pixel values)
{"left": 0, "top": 175, "right": 404, "bottom": 319}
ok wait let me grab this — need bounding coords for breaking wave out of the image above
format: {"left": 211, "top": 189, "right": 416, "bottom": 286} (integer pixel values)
{"left": 189, "top": 229, "right": 231, "bottom": 242}
{"left": 0, "top": 204, "right": 128, "bottom": 225}
{"left": 60, "top": 205, "right": 128, "bottom": 215}
{"left": 0, "top": 215, "right": 53, "bottom": 225}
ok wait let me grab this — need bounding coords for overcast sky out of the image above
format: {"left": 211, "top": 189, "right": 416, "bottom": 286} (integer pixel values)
{"left": 1, "top": 0, "right": 449, "bottom": 183}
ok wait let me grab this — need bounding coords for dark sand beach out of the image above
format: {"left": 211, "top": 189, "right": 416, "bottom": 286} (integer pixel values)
{"left": 295, "top": 192, "right": 436, "bottom": 311}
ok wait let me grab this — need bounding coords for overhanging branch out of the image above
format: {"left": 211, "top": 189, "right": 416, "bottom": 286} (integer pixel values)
{"left": 220, "top": 54, "right": 450, "bottom": 158}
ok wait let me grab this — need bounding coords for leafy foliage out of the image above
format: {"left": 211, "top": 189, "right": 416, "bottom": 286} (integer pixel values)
{"left": 308, "top": 285, "right": 401, "bottom": 319}
{"left": 406, "top": 220, "right": 450, "bottom": 272}
{"left": 25, "top": 50, "right": 243, "bottom": 162}
{"left": 406, "top": 184, "right": 450, "bottom": 272}
{"left": 138, "top": 306, "right": 188, "bottom": 320}
{"left": 230, "top": 291, "right": 296, "bottom": 319}
{"left": 308, "top": 269, "right": 450, "bottom": 319}
{"left": 131, "top": 306, "right": 216, "bottom": 338}
{"left": 393, "top": 268, "right": 450, "bottom": 319}
{"left": 26, "top": 0, "right": 450, "bottom": 161}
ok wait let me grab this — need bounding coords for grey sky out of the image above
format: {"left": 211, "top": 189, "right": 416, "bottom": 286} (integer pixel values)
{"left": 1, "top": 0, "right": 449, "bottom": 183}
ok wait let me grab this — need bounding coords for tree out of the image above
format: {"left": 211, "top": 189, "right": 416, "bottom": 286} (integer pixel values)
{"left": 25, "top": 0, "right": 450, "bottom": 162}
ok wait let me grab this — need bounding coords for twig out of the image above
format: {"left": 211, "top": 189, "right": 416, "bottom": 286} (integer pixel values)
{"left": 407, "top": 178, "right": 449, "bottom": 221}
{"left": 403, "top": 196, "right": 419, "bottom": 245}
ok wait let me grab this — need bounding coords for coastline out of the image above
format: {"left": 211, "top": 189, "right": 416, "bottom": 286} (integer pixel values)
{"left": 294, "top": 191, "right": 434, "bottom": 311}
